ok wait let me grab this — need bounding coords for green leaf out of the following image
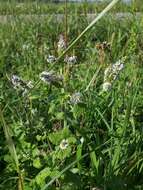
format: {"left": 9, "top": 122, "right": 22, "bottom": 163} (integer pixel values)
{"left": 90, "top": 151, "right": 99, "bottom": 173}
{"left": 48, "top": 127, "right": 70, "bottom": 145}
{"left": 76, "top": 144, "right": 83, "bottom": 171}
{"left": 56, "top": 146, "right": 72, "bottom": 160}
{"left": 55, "top": 112, "right": 64, "bottom": 120}
{"left": 33, "top": 158, "right": 42, "bottom": 169}
{"left": 32, "top": 148, "right": 40, "bottom": 157}
{"left": 35, "top": 167, "right": 51, "bottom": 188}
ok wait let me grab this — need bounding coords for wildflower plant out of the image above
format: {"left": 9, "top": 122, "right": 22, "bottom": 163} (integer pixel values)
{"left": 1, "top": 1, "right": 143, "bottom": 190}
{"left": 70, "top": 92, "right": 82, "bottom": 105}
{"left": 59, "top": 139, "right": 69, "bottom": 150}
{"left": 11, "top": 74, "right": 33, "bottom": 96}
{"left": 39, "top": 71, "right": 63, "bottom": 87}
{"left": 64, "top": 55, "right": 77, "bottom": 65}
{"left": 46, "top": 55, "right": 57, "bottom": 64}
{"left": 102, "top": 59, "right": 124, "bottom": 92}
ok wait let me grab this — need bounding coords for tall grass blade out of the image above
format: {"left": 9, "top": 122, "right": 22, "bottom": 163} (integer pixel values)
{"left": 0, "top": 107, "right": 24, "bottom": 190}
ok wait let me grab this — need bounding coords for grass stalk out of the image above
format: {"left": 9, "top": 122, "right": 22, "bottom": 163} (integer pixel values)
{"left": 0, "top": 107, "right": 24, "bottom": 190}
{"left": 84, "top": 65, "right": 102, "bottom": 92}
{"left": 64, "top": 0, "right": 68, "bottom": 46}
{"left": 56, "top": 0, "right": 120, "bottom": 63}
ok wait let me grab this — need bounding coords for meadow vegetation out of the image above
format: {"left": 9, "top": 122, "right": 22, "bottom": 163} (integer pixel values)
{"left": 0, "top": 0, "right": 143, "bottom": 190}
{"left": 0, "top": 0, "right": 142, "bottom": 15}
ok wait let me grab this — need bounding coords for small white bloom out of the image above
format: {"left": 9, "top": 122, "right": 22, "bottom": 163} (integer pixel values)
{"left": 112, "top": 60, "right": 124, "bottom": 73}
{"left": 80, "top": 137, "right": 84, "bottom": 144}
{"left": 102, "top": 82, "right": 112, "bottom": 92}
{"left": 64, "top": 55, "right": 77, "bottom": 65}
{"left": 70, "top": 92, "right": 82, "bottom": 105}
{"left": 11, "top": 75, "right": 21, "bottom": 85}
{"left": 40, "top": 71, "right": 53, "bottom": 83}
{"left": 47, "top": 55, "right": 56, "bottom": 64}
{"left": 103, "top": 59, "right": 124, "bottom": 86}
{"left": 60, "top": 139, "right": 69, "bottom": 150}
{"left": 11, "top": 75, "right": 24, "bottom": 89}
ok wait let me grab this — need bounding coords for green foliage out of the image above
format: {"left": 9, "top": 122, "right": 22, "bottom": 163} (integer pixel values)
{"left": 0, "top": 1, "right": 143, "bottom": 190}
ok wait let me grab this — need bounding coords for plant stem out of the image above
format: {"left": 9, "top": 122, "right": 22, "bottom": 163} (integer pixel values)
{"left": 0, "top": 107, "right": 24, "bottom": 190}
{"left": 64, "top": 0, "right": 68, "bottom": 47}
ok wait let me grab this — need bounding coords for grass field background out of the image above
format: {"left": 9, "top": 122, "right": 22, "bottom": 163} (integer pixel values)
{"left": 0, "top": 0, "right": 143, "bottom": 190}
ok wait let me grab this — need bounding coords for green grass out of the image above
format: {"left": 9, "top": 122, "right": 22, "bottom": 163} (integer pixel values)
{"left": 0, "top": 0, "right": 142, "bottom": 15}
{"left": 0, "top": 1, "right": 143, "bottom": 190}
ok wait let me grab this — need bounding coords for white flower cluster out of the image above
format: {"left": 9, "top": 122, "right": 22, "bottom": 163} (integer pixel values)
{"left": 47, "top": 55, "right": 56, "bottom": 64}
{"left": 70, "top": 92, "right": 82, "bottom": 105}
{"left": 11, "top": 75, "right": 33, "bottom": 96}
{"left": 64, "top": 55, "right": 77, "bottom": 65}
{"left": 102, "top": 59, "right": 124, "bottom": 92}
{"left": 39, "top": 71, "right": 63, "bottom": 85}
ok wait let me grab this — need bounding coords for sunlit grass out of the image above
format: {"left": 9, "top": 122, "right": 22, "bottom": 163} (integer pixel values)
{"left": 0, "top": 0, "right": 143, "bottom": 190}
